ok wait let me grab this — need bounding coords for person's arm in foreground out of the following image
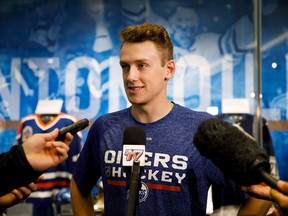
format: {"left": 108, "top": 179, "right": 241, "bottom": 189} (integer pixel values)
{"left": 0, "top": 183, "right": 38, "bottom": 215}
{"left": 237, "top": 196, "right": 273, "bottom": 216}
{"left": 70, "top": 177, "right": 94, "bottom": 216}
{"left": 270, "top": 181, "right": 288, "bottom": 215}
{"left": 242, "top": 181, "right": 288, "bottom": 216}
{"left": 0, "top": 129, "right": 73, "bottom": 196}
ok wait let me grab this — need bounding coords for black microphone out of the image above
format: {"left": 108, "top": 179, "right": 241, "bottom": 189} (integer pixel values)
{"left": 193, "top": 118, "right": 278, "bottom": 189}
{"left": 56, "top": 118, "right": 89, "bottom": 141}
{"left": 122, "top": 126, "right": 146, "bottom": 216}
{"left": 122, "top": 126, "right": 146, "bottom": 168}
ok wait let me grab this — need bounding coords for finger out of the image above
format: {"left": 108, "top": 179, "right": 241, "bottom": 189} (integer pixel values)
{"left": 55, "top": 147, "right": 69, "bottom": 160}
{"left": 11, "top": 189, "right": 23, "bottom": 200}
{"left": 52, "top": 141, "right": 70, "bottom": 152}
{"left": 241, "top": 184, "right": 272, "bottom": 200}
{"left": 26, "top": 182, "right": 38, "bottom": 192}
{"left": 42, "top": 128, "right": 59, "bottom": 141}
{"left": 271, "top": 188, "right": 288, "bottom": 206}
{"left": 11, "top": 186, "right": 34, "bottom": 202}
{"left": 64, "top": 132, "right": 73, "bottom": 145}
{"left": 16, "top": 186, "right": 33, "bottom": 196}
{"left": 277, "top": 180, "right": 288, "bottom": 195}
{"left": 11, "top": 189, "right": 25, "bottom": 200}
{"left": 35, "top": 175, "right": 44, "bottom": 183}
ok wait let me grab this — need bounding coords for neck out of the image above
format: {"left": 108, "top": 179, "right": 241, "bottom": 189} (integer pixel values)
{"left": 131, "top": 100, "right": 174, "bottom": 123}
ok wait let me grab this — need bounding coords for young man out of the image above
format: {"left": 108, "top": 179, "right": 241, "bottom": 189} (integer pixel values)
{"left": 70, "top": 23, "right": 272, "bottom": 215}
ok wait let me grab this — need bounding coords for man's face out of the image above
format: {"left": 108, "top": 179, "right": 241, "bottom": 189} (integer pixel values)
{"left": 119, "top": 41, "right": 169, "bottom": 106}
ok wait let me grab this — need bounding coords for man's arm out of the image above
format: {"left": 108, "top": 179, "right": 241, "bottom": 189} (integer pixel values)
{"left": 70, "top": 177, "right": 95, "bottom": 216}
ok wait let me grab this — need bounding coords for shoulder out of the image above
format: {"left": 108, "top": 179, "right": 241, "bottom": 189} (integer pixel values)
{"left": 89, "top": 108, "right": 131, "bottom": 134}
{"left": 172, "top": 103, "right": 214, "bottom": 124}
{"left": 94, "top": 108, "right": 130, "bottom": 125}
{"left": 165, "top": 104, "right": 215, "bottom": 135}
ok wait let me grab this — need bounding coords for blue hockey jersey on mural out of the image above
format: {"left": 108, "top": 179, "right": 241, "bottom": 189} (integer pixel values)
{"left": 15, "top": 113, "right": 83, "bottom": 213}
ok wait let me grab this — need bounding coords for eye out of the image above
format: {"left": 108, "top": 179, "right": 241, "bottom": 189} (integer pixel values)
{"left": 120, "top": 64, "right": 129, "bottom": 72}
{"left": 138, "top": 64, "right": 147, "bottom": 70}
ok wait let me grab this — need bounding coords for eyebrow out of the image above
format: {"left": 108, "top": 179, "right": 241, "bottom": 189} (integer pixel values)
{"left": 119, "top": 58, "right": 150, "bottom": 65}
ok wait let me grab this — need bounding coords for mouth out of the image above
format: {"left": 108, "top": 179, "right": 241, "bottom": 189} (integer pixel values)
{"left": 127, "top": 86, "right": 144, "bottom": 93}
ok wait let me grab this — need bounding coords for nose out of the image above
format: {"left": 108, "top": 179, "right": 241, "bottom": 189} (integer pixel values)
{"left": 125, "top": 66, "right": 139, "bottom": 82}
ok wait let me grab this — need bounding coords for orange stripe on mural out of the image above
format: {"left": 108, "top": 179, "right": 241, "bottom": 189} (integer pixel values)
{"left": 36, "top": 180, "right": 70, "bottom": 189}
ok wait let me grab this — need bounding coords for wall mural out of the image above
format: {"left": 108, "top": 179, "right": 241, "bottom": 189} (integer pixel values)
{"left": 0, "top": 0, "right": 287, "bottom": 179}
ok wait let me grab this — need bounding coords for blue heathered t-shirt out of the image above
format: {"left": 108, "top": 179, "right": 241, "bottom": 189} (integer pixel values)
{"left": 73, "top": 103, "right": 234, "bottom": 215}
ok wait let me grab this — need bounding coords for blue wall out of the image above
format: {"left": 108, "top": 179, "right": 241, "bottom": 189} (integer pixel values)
{"left": 0, "top": 0, "right": 287, "bottom": 179}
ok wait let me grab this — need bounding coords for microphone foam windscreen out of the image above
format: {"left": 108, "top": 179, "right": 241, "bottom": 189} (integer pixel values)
{"left": 193, "top": 118, "right": 270, "bottom": 185}
{"left": 123, "top": 126, "right": 146, "bottom": 145}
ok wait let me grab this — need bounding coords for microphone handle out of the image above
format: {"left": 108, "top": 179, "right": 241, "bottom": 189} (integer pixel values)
{"left": 126, "top": 160, "right": 140, "bottom": 216}
{"left": 56, "top": 118, "right": 89, "bottom": 141}
{"left": 257, "top": 166, "right": 279, "bottom": 190}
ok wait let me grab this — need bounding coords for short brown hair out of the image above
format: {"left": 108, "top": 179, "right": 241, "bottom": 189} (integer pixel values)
{"left": 119, "top": 22, "right": 173, "bottom": 66}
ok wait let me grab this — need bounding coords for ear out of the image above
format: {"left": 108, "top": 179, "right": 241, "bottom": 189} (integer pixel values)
{"left": 164, "top": 60, "right": 176, "bottom": 81}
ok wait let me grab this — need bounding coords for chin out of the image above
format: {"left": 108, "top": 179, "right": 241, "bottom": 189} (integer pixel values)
{"left": 129, "top": 100, "right": 144, "bottom": 106}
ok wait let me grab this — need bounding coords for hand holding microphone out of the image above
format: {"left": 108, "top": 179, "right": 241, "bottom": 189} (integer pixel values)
{"left": 242, "top": 180, "right": 288, "bottom": 215}
{"left": 270, "top": 180, "right": 288, "bottom": 214}
{"left": 193, "top": 118, "right": 287, "bottom": 213}
{"left": 24, "top": 118, "right": 89, "bottom": 172}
